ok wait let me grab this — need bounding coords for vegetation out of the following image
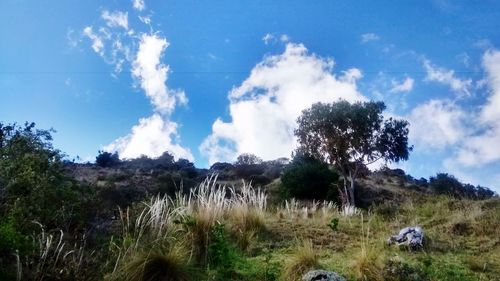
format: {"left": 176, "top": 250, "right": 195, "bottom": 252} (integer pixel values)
{"left": 281, "top": 153, "right": 339, "bottom": 200}
{"left": 96, "top": 150, "right": 121, "bottom": 167}
{"left": 0, "top": 120, "right": 498, "bottom": 280}
{"left": 295, "top": 100, "right": 412, "bottom": 206}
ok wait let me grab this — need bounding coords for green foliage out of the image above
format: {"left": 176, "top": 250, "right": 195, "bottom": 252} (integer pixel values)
{"left": 281, "top": 153, "right": 339, "bottom": 200}
{"left": 295, "top": 100, "right": 412, "bottom": 205}
{"left": 0, "top": 122, "right": 95, "bottom": 277}
{"left": 328, "top": 217, "right": 339, "bottom": 232}
{"left": 208, "top": 223, "right": 239, "bottom": 279}
{"left": 0, "top": 216, "right": 29, "bottom": 256}
{"left": 0, "top": 122, "right": 94, "bottom": 230}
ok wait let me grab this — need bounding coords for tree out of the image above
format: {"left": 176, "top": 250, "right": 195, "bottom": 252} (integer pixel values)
{"left": 234, "top": 153, "right": 263, "bottom": 165}
{"left": 95, "top": 150, "right": 120, "bottom": 167}
{"left": 295, "top": 100, "right": 412, "bottom": 206}
{"left": 281, "top": 153, "right": 339, "bottom": 200}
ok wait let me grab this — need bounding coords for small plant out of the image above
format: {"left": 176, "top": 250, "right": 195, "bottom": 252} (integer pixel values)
{"left": 208, "top": 222, "right": 238, "bottom": 279}
{"left": 263, "top": 249, "right": 280, "bottom": 281}
{"left": 328, "top": 217, "right": 339, "bottom": 232}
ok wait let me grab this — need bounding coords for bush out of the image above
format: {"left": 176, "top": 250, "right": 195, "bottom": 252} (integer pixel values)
{"left": 281, "top": 154, "right": 339, "bottom": 200}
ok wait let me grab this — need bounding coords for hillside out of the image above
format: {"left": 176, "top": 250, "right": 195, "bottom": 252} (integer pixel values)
{"left": 42, "top": 161, "right": 498, "bottom": 280}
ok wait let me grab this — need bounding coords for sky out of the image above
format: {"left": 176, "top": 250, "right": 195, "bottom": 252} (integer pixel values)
{"left": 1, "top": 0, "right": 500, "bottom": 192}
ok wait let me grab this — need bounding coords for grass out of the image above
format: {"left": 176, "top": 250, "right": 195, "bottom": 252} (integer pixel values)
{"left": 281, "top": 239, "right": 320, "bottom": 281}
{"left": 113, "top": 247, "right": 191, "bottom": 281}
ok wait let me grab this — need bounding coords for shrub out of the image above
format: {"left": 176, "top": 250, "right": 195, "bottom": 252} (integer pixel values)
{"left": 281, "top": 154, "right": 339, "bottom": 200}
{"left": 208, "top": 223, "right": 239, "bottom": 278}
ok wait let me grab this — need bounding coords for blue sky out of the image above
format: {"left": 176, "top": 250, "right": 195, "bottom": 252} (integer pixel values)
{"left": 1, "top": 0, "right": 500, "bottom": 191}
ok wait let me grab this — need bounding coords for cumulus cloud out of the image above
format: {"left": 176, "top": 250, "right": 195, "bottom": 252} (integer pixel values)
{"left": 423, "top": 59, "right": 472, "bottom": 97}
{"left": 390, "top": 77, "right": 414, "bottom": 93}
{"left": 408, "top": 99, "right": 468, "bottom": 150}
{"left": 456, "top": 49, "right": 500, "bottom": 166}
{"left": 104, "top": 114, "right": 193, "bottom": 160}
{"left": 133, "top": 0, "right": 145, "bottom": 11}
{"left": 83, "top": 26, "right": 104, "bottom": 55}
{"left": 101, "top": 10, "right": 129, "bottom": 30}
{"left": 132, "top": 34, "right": 187, "bottom": 114}
{"left": 361, "top": 33, "right": 380, "bottom": 43}
{"left": 200, "top": 43, "right": 366, "bottom": 164}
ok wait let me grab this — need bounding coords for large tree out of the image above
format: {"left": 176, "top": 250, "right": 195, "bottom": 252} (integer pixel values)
{"left": 295, "top": 100, "right": 412, "bottom": 206}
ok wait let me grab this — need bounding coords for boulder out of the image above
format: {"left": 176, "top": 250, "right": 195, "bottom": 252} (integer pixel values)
{"left": 302, "top": 270, "right": 346, "bottom": 281}
{"left": 387, "top": 226, "right": 424, "bottom": 250}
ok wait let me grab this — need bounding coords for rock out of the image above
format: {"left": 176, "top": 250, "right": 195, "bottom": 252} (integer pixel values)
{"left": 388, "top": 226, "right": 424, "bottom": 250}
{"left": 302, "top": 270, "right": 346, "bottom": 281}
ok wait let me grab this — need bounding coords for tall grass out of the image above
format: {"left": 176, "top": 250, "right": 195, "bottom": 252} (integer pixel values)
{"left": 22, "top": 222, "right": 88, "bottom": 280}
{"left": 110, "top": 174, "right": 268, "bottom": 269}
{"left": 352, "top": 216, "right": 383, "bottom": 281}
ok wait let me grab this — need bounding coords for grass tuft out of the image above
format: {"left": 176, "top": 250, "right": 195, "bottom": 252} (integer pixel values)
{"left": 281, "top": 239, "right": 320, "bottom": 281}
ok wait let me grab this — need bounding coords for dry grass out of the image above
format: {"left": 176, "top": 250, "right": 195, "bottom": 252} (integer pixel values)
{"left": 281, "top": 239, "right": 320, "bottom": 281}
{"left": 18, "top": 222, "right": 89, "bottom": 281}
{"left": 351, "top": 217, "right": 383, "bottom": 281}
{"left": 114, "top": 246, "right": 191, "bottom": 281}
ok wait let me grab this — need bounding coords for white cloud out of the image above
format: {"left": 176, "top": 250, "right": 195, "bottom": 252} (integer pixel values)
{"left": 132, "top": 0, "right": 145, "bottom": 11}
{"left": 280, "top": 34, "right": 290, "bottom": 43}
{"left": 262, "top": 33, "right": 290, "bottom": 45}
{"left": 200, "top": 42, "right": 366, "bottom": 164}
{"left": 423, "top": 59, "right": 472, "bottom": 97}
{"left": 262, "top": 33, "right": 275, "bottom": 45}
{"left": 104, "top": 114, "right": 193, "bottom": 160}
{"left": 390, "top": 77, "right": 414, "bottom": 93}
{"left": 408, "top": 99, "right": 468, "bottom": 149}
{"left": 132, "top": 34, "right": 187, "bottom": 114}
{"left": 101, "top": 10, "right": 129, "bottom": 30}
{"left": 361, "top": 33, "right": 380, "bottom": 43}
{"left": 456, "top": 49, "right": 500, "bottom": 166}
{"left": 83, "top": 26, "right": 104, "bottom": 55}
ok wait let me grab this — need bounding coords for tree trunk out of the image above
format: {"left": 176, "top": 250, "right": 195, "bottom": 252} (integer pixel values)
{"left": 349, "top": 177, "right": 355, "bottom": 206}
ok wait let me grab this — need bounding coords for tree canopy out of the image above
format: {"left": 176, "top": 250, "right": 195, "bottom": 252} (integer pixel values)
{"left": 234, "top": 153, "right": 263, "bottom": 165}
{"left": 295, "top": 100, "right": 412, "bottom": 205}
